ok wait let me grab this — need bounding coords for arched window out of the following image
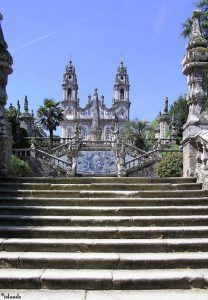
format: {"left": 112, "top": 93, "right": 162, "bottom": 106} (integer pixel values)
{"left": 105, "top": 128, "right": 111, "bottom": 140}
{"left": 67, "top": 128, "right": 72, "bottom": 138}
{"left": 119, "top": 128, "right": 124, "bottom": 138}
{"left": 82, "top": 129, "right": 87, "bottom": 140}
{"left": 67, "top": 88, "right": 72, "bottom": 99}
{"left": 120, "top": 89, "right": 124, "bottom": 100}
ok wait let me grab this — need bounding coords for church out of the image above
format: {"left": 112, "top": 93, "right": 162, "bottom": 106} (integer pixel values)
{"left": 60, "top": 59, "right": 131, "bottom": 140}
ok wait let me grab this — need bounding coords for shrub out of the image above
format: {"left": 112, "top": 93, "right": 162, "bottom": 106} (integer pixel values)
{"left": 8, "top": 155, "right": 33, "bottom": 177}
{"left": 157, "top": 152, "right": 183, "bottom": 178}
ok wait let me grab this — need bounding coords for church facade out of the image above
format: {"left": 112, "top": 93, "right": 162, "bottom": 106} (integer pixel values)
{"left": 60, "top": 60, "right": 131, "bottom": 140}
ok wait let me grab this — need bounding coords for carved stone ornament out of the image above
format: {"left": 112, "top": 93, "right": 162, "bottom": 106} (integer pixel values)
{"left": 182, "top": 10, "right": 208, "bottom": 125}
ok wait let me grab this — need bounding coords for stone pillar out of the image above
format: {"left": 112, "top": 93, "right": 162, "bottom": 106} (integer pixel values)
{"left": 182, "top": 10, "right": 208, "bottom": 177}
{"left": 0, "top": 13, "right": 13, "bottom": 175}
{"left": 90, "top": 89, "right": 102, "bottom": 140}
{"left": 159, "top": 97, "right": 170, "bottom": 141}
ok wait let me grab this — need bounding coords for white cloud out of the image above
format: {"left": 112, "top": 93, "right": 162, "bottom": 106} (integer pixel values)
{"left": 153, "top": 2, "right": 168, "bottom": 35}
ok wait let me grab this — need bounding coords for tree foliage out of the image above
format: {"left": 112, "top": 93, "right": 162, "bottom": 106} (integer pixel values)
{"left": 123, "top": 119, "right": 149, "bottom": 150}
{"left": 8, "top": 155, "right": 33, "bottom": 177}
{"left": 157, "top": 152, "right": 183, "bottom": 178}
{"left": 5, "top": 107, "right": 30, "bottom": 148}
{"left": 37, "top": 99, "right": 64, "bottom": 149}
{"left": 169, "top": 95, "right": 189, "bottom": 139}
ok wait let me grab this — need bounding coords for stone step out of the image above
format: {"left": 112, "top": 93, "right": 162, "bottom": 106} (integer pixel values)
{"left": 0, "top": 268, "right": 206, "bottom": 289}
{"left": 0, "top": 196, "right": 208, "bottom": 206}
{"left": 1, "top": 251, "right": 208, "bottom": 269}
{"left": 0, "top": 226, "right": 208, "bottom": 239}
{"left": 0, "top": 183, "right": 202, "bottom": 191}
{"left": 0, "top": 189, "right": 207, "bottom": 198}
{"left": 2, "top": 238, "right": 208, "bottom": 253}
{"left": 0, "top": 206, "right": 208, "bottom": 217}
{"left": 1, "top": 215, "right": 208, "bottom": 227}
{"left": 0, "top": 176, "right": 197, "bottom": 184}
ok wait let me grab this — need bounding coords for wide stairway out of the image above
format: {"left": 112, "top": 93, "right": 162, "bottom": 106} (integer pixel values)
{"left": 0, "top": 176, "right": 208, "bottom": 290}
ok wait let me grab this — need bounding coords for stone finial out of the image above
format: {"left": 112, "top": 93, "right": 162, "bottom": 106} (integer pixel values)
{"left": 24, "top": 95, "right": 28, "bottom": 113}
{"left": 9, "top": 103, "right": 14, "bottom": 110}
{"left": 191, "top": 10, "right": 203, "bottom": 39}
{"left": 164, "top": 97, "right": 168, "bottom": 113}
{"left": 90, "top": 88, "right": 102, "bottom": 140}
{"left": 101, "top": 95, "right": 104, "bottom": 105}
{"left": 17, "top": 100, "right": 20, "bottom": 114}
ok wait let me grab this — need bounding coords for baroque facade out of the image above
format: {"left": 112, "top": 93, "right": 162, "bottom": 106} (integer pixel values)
{"left": 60, "top": 60, "right": 131, "bottom": 140}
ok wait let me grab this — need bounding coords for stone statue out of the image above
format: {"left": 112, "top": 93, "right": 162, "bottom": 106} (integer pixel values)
{"left": 164, "top": 97, "right": 168, "bottom": 113}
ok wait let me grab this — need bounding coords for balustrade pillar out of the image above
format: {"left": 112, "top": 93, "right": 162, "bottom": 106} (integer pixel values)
{"left": 182, "top": 10, "right": 208, "bottom": 177}
{"left": 0, "top": 13, "right": 13, "bottom": 175}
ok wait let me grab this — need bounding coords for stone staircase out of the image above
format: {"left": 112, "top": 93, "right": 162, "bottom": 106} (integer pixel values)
{"left": 0, "top": 176, "right": 208, "bottom": 289}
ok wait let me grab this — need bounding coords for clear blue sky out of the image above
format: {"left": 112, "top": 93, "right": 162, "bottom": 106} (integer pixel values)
{"left": 1, "top": 0, "right": 195, "bottom": 130}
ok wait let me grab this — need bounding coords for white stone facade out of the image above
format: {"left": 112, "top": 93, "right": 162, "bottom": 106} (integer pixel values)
{"left": 60, "top": 60, "right": 131, "bottom": 140}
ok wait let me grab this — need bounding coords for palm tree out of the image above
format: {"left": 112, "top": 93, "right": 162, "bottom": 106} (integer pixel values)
{"left": 37, "top": 98, "right": 64, "bottom": 149}
{"left": 123, "top": 119, "right": 149, "bottom": 150}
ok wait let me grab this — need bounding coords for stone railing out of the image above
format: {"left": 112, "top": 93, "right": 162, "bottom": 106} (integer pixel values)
{"left": 123, "top": 142, "right": 146, "bottom": 158}
{"left": 12, "top": 147, "right": 69, "bottom": 175}
{"left": 35, "top": 149, "right": 69, "bottom": 173}
{"left": 79, "top": 140, "right": 114, "bottom": 150}
{"left": 12, "top": 148, "right": 31, "bottom": 159}
{"left": 125, "top": 148, "right": 182, "bottom": 175}
{"left": 25, "top": 137, "right": 73, "bottom": 151}
{"left": 125, "top": 150, "right": 160, "bottom": 173}
{"left": 191, "top": 130, "right": 208, "bottom": 189}
{"left": 48, "top": 138, "right": 75, "bottom": 157}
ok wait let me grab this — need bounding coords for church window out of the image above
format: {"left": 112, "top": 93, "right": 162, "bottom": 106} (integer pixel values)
{"left": 82, "top": 129, "right": 87, "bottom": 140}
{"left": 67, "top": 128, "right": 72, "bottom": 137}
{"left": 68, "top": 88, "right": 72, "bottom": 99}
{"left": 105, "top": 128, "right": 111, "bottom": 140}
{"left": 120, "top": 89, "right": 124, "bottom": 100}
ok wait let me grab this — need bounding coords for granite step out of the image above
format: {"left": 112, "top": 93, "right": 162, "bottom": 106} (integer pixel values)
{"left": 0, "top": 196, "right": 208, "bottom": 206}
{"left": 0, "top": 226, "right": 208, "bottom": 239}
{"left": 0, "top": 215, "right": 208, "bottom": 227}
{"left": 0, "top": 206, "right": 208, "bottom": 217}
{"left": 2, "top": 238, "right": 208, "bottom": 253}
{"left": 1, "top": 251, "right": 208, "bottom": 269}
{"left": 0, "top": 176, "right": 197, "bottom": 184}
{"left": 0, "top": 189, "right": 207, "bottom": 198}
{"left": 0, "top": 268, "right": 206, "bottom": 289}
{"left": 0, "top": 183, "right": 202, "bottom": 191}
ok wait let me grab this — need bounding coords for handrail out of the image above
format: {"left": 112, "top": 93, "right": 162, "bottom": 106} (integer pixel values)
{"left": 36, "top": 149, "right": 69, "bottom": 170}
{"left": 123, "top": 142, "right": 146, "bottom": 155}
{"left": 125, "top": 148, "right": 182, "bottom": 171}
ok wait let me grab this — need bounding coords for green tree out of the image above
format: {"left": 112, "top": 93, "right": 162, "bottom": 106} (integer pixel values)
{"left": 157, "top": 152, "right": 183, "bottom": 178}
{"left": 169, "top": 95, "right": 189, "bottom": 140}
{"left": 145, "top": 117, "right": 159, "bottom": 150}
{"left": 37, "top": 98, "right": 64, "bottom": 149}
{"left": 5, "top": 106, "right": 29, "bottom": 148}
{"left": 8, "top": 155, "right": 33, "bottom": 177}
{"left": 123, "top": 119, "right": 149, "bottom": 150}
{"left": 181, "top": 0, "right": 208, "bottom": 39}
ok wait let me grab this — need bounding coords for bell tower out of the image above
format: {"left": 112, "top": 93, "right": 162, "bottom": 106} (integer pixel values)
{"left": 61, "top": 60, "right": 79, "bottom": 121}
{"left": 113, "top": 59, "right": 130, "bottom": 120}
